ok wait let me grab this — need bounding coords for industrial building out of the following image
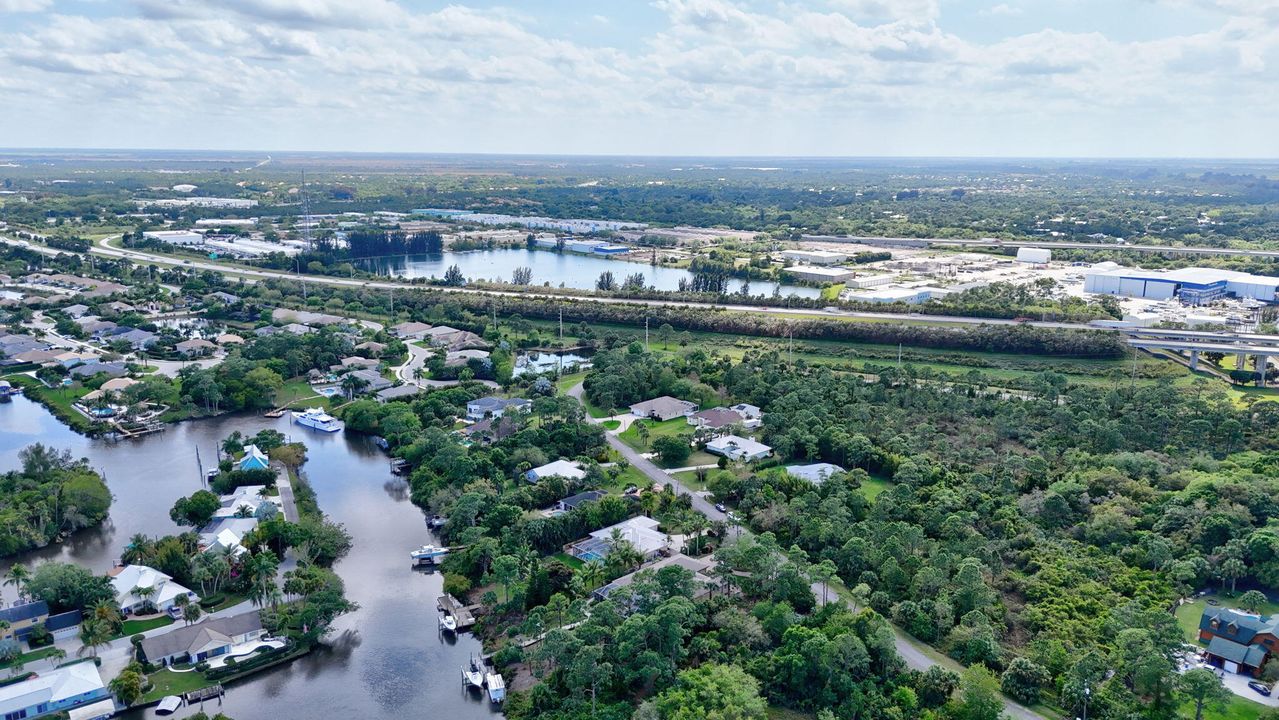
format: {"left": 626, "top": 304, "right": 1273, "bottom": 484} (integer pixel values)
{"left": 783, "top": 266, "right": 858, "bottom": 283}
{"left": 143, "top": 229, "right": 202, "bottom": 245}
{"left": 781, "top": 249, "right": 848, "bottom": 265}
{"left": 845, "top": 274, "right": 896, "bottom": 289}
{"left": 1084, "top": 265, "right": 1279, "bottom": 305}
{"left": 845, "top": 286, "right": 948, "bottom": 305}
{"left": 1016, "top": 247, "right": 1052, "bottom": 264}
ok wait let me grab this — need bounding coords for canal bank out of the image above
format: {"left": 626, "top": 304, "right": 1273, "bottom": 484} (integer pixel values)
{"left": 0, "top": 396, "right": 499, "bottom": 720}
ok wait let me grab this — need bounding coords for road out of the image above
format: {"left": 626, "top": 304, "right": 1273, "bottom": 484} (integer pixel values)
{"left": 803, "top": 233, "right": 1279, "bottom": 260}
{"left": 567, "top": 379, "right": 1048, "bottom": 720}
{"left": 0, "top": 235, "right": 1093, "bottom": 332}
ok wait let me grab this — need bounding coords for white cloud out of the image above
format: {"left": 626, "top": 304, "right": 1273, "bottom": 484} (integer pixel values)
{"left": 980, "top": 3, "right": 1022, "bottom": 17}
{"left": 0, "top": 0, "right": 51, "bottom": 11}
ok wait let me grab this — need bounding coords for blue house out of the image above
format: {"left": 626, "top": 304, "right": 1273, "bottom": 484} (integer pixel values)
{"left": 238, "top": 444, "right": 270, "bottom": 471}
{"left": 0, "top": 601, "right": 49, "bottom": 641}
{"left": 0, "top": 662, "right": 108, "bottom": 720}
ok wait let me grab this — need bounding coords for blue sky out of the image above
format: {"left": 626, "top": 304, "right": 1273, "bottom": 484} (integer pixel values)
{"left": 2, "top": 0, "right": 1277, "bottom": 157}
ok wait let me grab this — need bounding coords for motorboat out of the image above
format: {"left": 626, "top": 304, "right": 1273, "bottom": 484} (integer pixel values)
{"left": 156, "top": 696, "right": 183, "bottom": 715}
{"left": 292, "top": 407, "right": 343, "bottom": 433}
{"left": 428, "top": 515, "right": 447, "bottom": 530}
{"left": 409, "top": 544, "right": 449, "bottom": 565}
{"left": 462, "top": 655, "right": 485, "bottom": 689}
{"left": 439, "top": 612, "right": 457, "bottom": 632}
{"left": 0, "top": 380, "right": 13, "bottom": 402}
{"left": 486, "top": 672, "right": 506, "bottom": 704}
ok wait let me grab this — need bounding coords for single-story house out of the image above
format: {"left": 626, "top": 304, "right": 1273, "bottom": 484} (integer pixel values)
{"left": 215, "top": 333, "right": 245, "bottom": 346}
{"left": 786, "top": 463, "right": 846, "bottom": 485}
{"left": 239, "top": 444, "right": 270, "bottom": 471}
{"left": 355, "top": 341, "right": 387, "bottom": 355}
{"left": 76, "top": 318, "right": 116, "bottom": 336}
{"left": 0, "top": 600, "right": 50, "bottom": 641}
{"left": 62, "top": 303, "right": 91, "bottom": 318}
{"left": 444, "top": 349, "right": 491, "bottom": 368}
{"left": 348, "top": 368, "right": 392, "bottom": 392}
{"left": 213, "top": 485, "right": 278, "bottom": 519}
{"left": 99, "top": 377, "right": 139, "bottom": 394}
{"left": 69, "top": 362, "right": 128, "bottom": 379}
{"left": 730, "top": 403, "right": 762, "bottom": 420}
{"left": 336, "top": 356, "right": 379, "bottom": 370}
{"left": 687, "top": 407, "right": 745, "bottom": 430}
{"left": 705, "top": 435, "right": 773, "bottom": 463}
{"left": 175, "top": 338, "right": 217, "bottom": 356}
{"left": 526, "top": 459, "right": 587, "bottom": 484}
{"left": 555, "top": 490, "right": 607, "bottom": 512}
{"left": 0, "top": 661, "right": 108, "bottom": 720}
{"left": 376, "top": 385, "right": 422, "bottom": 403}
{"left": 281, "top": 323, "right": 315, "bottom": 336}
{"left": 14, "top": 349, "right": 60, "bottom": 364}
{"left": 593, "top": 553, "right": 717, "bottom": 601}
{"left": 51, "top": 351, "right": 96, "bottom": 368}
{"left": 270, "top": 308, "right": 345, "bottom": 326}
{"left": 205, "top": 291, "right": 241, "bottom": 305}
{"left": 630, "top": 396, "right": 698, "bottom": 421}
{"left": 460, "top": 415, "right": 518, "bottom": 444}
{"left": 466, "top": 396, "right": 531, "bottom": 421}
{"left": 1199, "top": 608, "right": 1279, "bottom": 676}
{"left": 140, "top": 612, "right": 265, "bottom": 667}
{"left": 198, "top": 517, "right": 260, "bottom": 556}
{"left": 390, "top": 321, "right": 433, "bottom": 340}
{"left": 105, "top": 301, "right": 136, "bottom": 314}
{"left": 109, "top": 564, "right": 199, "bottom": 615}
{"left": 105, "top": 328, "right": 158, "bottom": 350}
{"left": 567, "top": 516, "right": 670, "bottom": 562}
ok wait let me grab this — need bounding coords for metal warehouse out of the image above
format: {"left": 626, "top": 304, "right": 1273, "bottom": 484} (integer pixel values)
{"left": 1084, "top": 266, "right": 1279, "bottom": 304}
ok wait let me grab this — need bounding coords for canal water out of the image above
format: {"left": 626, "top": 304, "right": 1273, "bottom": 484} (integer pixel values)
{"left": 360, "top": 248, "right": 820, "bottom": 298}
{"left": 0, "top": 396, "right": 498, "bottom": 720}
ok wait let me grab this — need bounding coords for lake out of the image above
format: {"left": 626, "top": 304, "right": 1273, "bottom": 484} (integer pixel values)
{"left": 359, "top": 248, "right": 820, "bottom": 298}
{"left": 0, "top": 396, "right": 499, "bottom": 720}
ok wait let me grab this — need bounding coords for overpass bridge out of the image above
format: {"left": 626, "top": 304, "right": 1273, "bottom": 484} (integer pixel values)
{"left": 1124, "top": 328, "right": 1279, "bottom": 386}
{"left": 802, "top": 235, "right": 1279, "bottom": 260}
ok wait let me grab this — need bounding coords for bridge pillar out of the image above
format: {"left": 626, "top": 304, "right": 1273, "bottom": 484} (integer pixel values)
{"left": 1189, "top": 350, "right": 1199, "bottom": 370}
{"left": 1260, "top": 355, "right": 1270, "bottom": 387}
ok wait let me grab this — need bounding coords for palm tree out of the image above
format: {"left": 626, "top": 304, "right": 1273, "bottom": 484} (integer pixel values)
{"left": 3, "top": 565, "right": 30, "bottom": 603}
{"left": 182, "top": 601, "right": 203, "bottom": 626}
{"left": 120, "top": 533, "right": 154, "bottom": 566}
{"left": 340, "top": 373, "right": 369, "bottom": 401}
{"left": 131, "top": 585, "right": 158, "bottom": 614}
{"left": 45, "top": 647, "right": 66, "bottom": 669}
{"left": 244, "top": 552, "right": 280, "bottom": 608}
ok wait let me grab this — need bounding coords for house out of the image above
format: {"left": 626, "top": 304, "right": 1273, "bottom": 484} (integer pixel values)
{"left": 459, "top": 415, "right": 518, "bottom": 444}
{"left": 281, "top": 323, "right": 314, "bottom": 336}
{"left": 198, "top": 517, "right": 261, "bottom": 556}
{"left": 51, "top": 351, "right": 96, "bottom": 368}
{"left": 390, "top": 321, "right": 433, "bottom": 340}
{"left": 705, "top": 435, "right": 773, "bottom": 462}
{"left": 687, "top": 407, "right": 745, "bottom": 430}
{"left": 104, "top": 327, "right": 157, "bottom": 350}
{"left": 0, "top": 600, "right": 50, "bottom": 641}
{"left": 14, "top": 349, "right": 60, "bottom": 364}
{"left": 0, "top": 661, "right": 108, "bottom": 720}
{"left": 526, "top": 459, "right": 587, "bottom": 484}
{"left": 140, "top": 612, "right": 265, "bottom": 667}
{"left": 445, "top": 349, "right": 491, "bottom": 367}
{"left": 215, "top": 333, "right": 245, "bottom": 346}
{"left": 787, "top": 463, "right": 846, "bottom": 485}
{"left": 270, "top": 308, "right": 345, "bottom": 326}
{"left": 69, "top": 362, "right": 127, "bottom": 380}
{"left": 105, "top": 301, "right": 136, "bottom": 315}
{"left": 555, "top": 490, "right": 607, "bottom": 512}
{"left": 62, "top": 303, "right": 91, "bottom": 318}
{"left": 465, "top": 396, "right": 531, "bottom": 421}
{"left": 348, "top": 368, "right": 392, "bottom": 392}
{"left": 205, "top": 291, "right": 241, "bottom": 305}
{"left": 213, "top": 485, "right": 278, "bottom": 519}
{"left": 376, "top": 385, "right": 422, "bottom": 403}
{"left": 239, "top": 444, "right": 270, "bottom": 471}
{"left": 1199, "top": 608, "right": 1279, "bottom": 676}
{"left": 730, "top": 403, "right": 762, "bottom": 420}
{"left": 355, "top": 340, "right": 387, "bottom": 355}
{"left": 630, "top": 396, "right": 698, "bottom": 421}
{"left": 175, "top": 338, "right": 217, "bottom": 356}
{"left": 593, "top": 553, "right": 717, "bottom": 601}
{"left": 108, "top": 565, "right": 199, "bottom": 614}
{"left": 336, "top": 356, "right": 379, "bottom": 370}
{"left": 99, "top": 377, "right": 139, "bottom": 394}
{"left": 76, "top": 318, "right": 116, "bottom": 336}
{"left": 567, "top": 516, "right": 670, "bottom": 562}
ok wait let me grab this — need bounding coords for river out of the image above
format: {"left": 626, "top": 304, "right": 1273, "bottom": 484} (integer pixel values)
{"left": 359, "top": 248, "right": 820, "bottom": 298}
{"left": 0, "top": 396, "right": 498, "bottom": 720}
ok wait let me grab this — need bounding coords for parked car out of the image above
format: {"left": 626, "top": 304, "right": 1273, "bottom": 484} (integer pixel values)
{"left": 1248, "top": 681, "right": 1271, "bottom": 697}
{"left": 714, "top": 503, "right": 727, "bottom": 513}
{"left": 166, "top": 605, "right": 183, "bottom": 619}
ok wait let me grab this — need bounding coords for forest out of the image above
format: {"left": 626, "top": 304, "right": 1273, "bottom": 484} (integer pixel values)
{"left": 0, "top": 444, "right": 111, "bottom": 556}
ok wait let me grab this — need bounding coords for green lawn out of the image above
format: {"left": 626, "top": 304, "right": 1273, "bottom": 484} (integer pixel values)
{"left": 552, "top": 552, "right": 585, "bottom": 570}
{"left": 860, "top": 474, "right": 894, "bottom": 500}
{"left": 1183, "top": 695, "right": 1270, "bottom": 720}
{"left": 0, "top": 646, "right": 62, "bottom": 670}
{"left": 606, "top": 465, "right": 651, "bottom": 493}
{"left": 141, "top": 667, "right": 213, "bottom": 703}
{"left": 119, "top": 615, "right": 174, "bottom": 637}
{"left": 602, "top": 419, "right": 621, "bottom": 431}
{"left": 618, "top": 417, "right": 694, "bottom": 452}
{"left": 555, "top": 371, "right": 588, "bottom": 394}
{"left": 672, "top": 469, "right": 709, "bottom": 492}
{"left": 277, "top": 378, "right": 331, "bottom": 409}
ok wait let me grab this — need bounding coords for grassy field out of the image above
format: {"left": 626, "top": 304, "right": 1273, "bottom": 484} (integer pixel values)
{"left": 141, "top": 667, "right": 212, "bottom": 702}
{"left": 277, "top": 378, "right": 332, "bottom": 409}
{"left": 551, "top": 552, "right": 585, "bottom": 570}
{"left": 1185, "top": 695, "right": 1270, "bottom": 720}
{"left": 860, "top": 474, "right": 894, "bottom": 500}
{"left": 618, "top": 417, "right": 692, "bottom": 452}
{"left": 120, "top": 615, "right": 175, "bottom": 637}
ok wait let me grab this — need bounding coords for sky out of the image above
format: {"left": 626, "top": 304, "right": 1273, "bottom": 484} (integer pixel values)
{"left": 3, "top": 0, "right": 1279, "bottom": 158}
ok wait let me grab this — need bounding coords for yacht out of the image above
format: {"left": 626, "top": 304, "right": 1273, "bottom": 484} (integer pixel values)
{"left": 409, "top": 544, "right": 449, "bottom": 565}
{"left": 292, "top": 407, "right": 342, "bottom": 433}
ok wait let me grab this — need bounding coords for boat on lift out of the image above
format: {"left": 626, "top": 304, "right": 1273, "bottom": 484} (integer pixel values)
{"left": 439, "top": 612, "right": 457, "bottom": 633}
{"left": 291, "top": 407, "right": 343, "bottom": 433}
{"left": 462, "top": 655, "right": 485, "bottom": 689}
{"left": 410, "top": 544, "right": 449, "bottom": 565}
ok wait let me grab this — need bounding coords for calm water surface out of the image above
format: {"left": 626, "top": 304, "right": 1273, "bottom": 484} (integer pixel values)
{"left": 361, "top": 248, "right": 820, "bottom": 298}
{"left": 0, "top": 396, "right": 497, "bottom": 720}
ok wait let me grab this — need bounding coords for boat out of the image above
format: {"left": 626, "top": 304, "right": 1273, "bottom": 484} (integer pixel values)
{"left": 428, "top": 515, "right": 446, "bottom": 529}
{"left": 462, "top": 655, "right": 485, "bottom": 689}
{"left": 292, "top": 407, "right": 343, "bottom": 433}
{"left": 156, "top": 695, "right": 183, "bottom": 715}
{"left": 439, "top": 612, "right": 457, "bottom": 632}
{"left": 0, "top": 380, "right": 13, "bottom": 402}
{"left": 486, "top": 672, "right": 506, "bottom": 704}
{"left": 410, "top": 544, "right": 449, "bottom": 565}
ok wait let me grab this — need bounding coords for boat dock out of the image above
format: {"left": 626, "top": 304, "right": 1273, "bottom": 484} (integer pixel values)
{"left": 437, "top": 594, "right": 477, "bottom": 630}
{"left": 112, "top": 423, "right": 166, "bottom": 439}
{"left": 263, "top": 407, "right": 287, "bottom": 418}
{"left": 184, "top": 685, "right": 225, "bottom": 703}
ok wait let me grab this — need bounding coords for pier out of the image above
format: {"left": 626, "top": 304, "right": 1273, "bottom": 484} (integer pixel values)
{"left": 437, "top": 594, "right": 478, "bottom": 630}
{"left": 184, "top": 685, "right": 225, "bottom": 703}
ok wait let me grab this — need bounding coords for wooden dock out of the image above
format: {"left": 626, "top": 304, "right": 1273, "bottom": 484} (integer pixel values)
{"left": 184, "top": 685, "right": 225, "bottom": 703}
{"left": 113, "top": 423, "right": 166, "bottom": 439}
{"left": 263, "top": 407, "right": 288, "bottom": 418}
{"left": 437, "top": 594, "right": 477, "bottom": 630}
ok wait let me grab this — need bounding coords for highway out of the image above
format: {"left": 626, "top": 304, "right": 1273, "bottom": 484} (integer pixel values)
{"left": 0, "top": 235, "right": 1095, "bottom": 332}
{"left": 803, "top": 234, "right": 1279, "bottom": 259}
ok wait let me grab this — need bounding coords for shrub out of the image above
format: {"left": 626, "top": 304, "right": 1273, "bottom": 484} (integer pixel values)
{"left": 130, "top": 634, "right": 145, "bottom": 647}
{"left": 442, "top": 573, "right": 472, "bottom": 597}
{"left": 492, "top": 645, "right": 523, "bottom": 668}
